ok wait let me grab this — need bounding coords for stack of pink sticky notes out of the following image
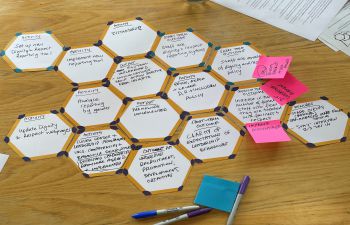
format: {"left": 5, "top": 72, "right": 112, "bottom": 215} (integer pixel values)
{"left": 246, "top": 120, "right": 291, "bottom": 143}
{"left": 246, "top": 56, "right": 309, "bottom": 143}
{"left": 254, "top": 56, "right": 308, "bottom": 105}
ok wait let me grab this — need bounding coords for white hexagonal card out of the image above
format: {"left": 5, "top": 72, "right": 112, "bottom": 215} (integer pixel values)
{"left": 68, "top": 127, "right": 132, "bottom": 177}
{"left": 209, "top": 43, "right": 262, "bottom": 85}
{"left": 1, "top": 31, "right": 63, "bottom": 72}
{"left": 56, "top": 45, "right": 113, "bottom": 85}
{"left": 108, "top": 57, "right": 168, "bottom": 98}
{"left": 101, "top": 18, "right": 157, "bottom": 57}
{"left": 225, "top": 84, "right": 287, "bottom": 126}
{"left": 178, "top": 113, "right": 244, "bottom": 163}
{"left": 125, "top": 143, "right": 191, "bottom": 195}
{"left": 119, "top": 98, "right": 181, "bottom": 142}
{"left": 166, "top": 70, "right": 226, "bottom": 114}
{"left": 154, "top": 29, "right": 211, "bottom": 70}
{"left": 283, "top": 97, "right": 349, "bottom": 147}
{"left": 5, "top": 111, "right": 73, "bottom": 160}
{"left": 63, "top": 86, "right": 123, "bottom": 127}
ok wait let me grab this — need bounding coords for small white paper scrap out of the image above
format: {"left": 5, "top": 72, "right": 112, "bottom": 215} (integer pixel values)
{"left": 0, "top": 153, "right": 9, "bottom": 172}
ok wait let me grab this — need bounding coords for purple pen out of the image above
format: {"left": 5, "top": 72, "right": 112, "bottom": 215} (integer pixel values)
{"left": 226, "top": 176, "right": 250, "bottom": 225}
{"left": 153, "top": 208, "right": 212, "bottom": 225}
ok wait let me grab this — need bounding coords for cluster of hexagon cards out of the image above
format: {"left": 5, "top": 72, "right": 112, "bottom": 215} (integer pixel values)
{"left": 2, "top": 17, "right": 349, "bottom": 195}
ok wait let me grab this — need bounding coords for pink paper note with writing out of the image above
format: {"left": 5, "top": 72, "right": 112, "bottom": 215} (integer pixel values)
{"left": 246, "top": 120, "right": 291, "bottom": 143}
{"left": 260, "top": 72, "right": 308, "bottom": 105}
{"left": 253, "top": 56, "right": 292, "bottom": 79}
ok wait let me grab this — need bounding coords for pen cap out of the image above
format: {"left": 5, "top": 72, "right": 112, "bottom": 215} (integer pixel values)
{"left": 238, "top": 176, "right": 250, "bottom": 194}
{"left": 188, "top": 208, "right": 212, "bottom": 218}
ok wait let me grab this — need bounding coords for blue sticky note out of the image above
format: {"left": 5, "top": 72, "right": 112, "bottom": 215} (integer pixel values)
{"left": 194, "top": 175, "right": 240, "bottom": 213}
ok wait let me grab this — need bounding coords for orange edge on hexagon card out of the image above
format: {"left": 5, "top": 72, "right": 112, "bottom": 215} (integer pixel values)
{"left": 190, "top": 109, "right": 215, "bottom": 115}
{"left": 123, "top": 149, "right": 138, "bottom": 169}
{"left": 85, "top": 171, "right": 116, "bottom": 178}
{"left": 116, "top": 122, "right": 134, "bottom": 140}
{"left": 169, "top": 120, "right": 186, "bottom": 142}
{"left": 114, "top": 128, "right": 134, "bottom": 146}
{"left": 138, "top": 137, "right": 168, "bottom": 143}
{"left": 165, "top": 99, "right": 184, "bottom": 116}
{"left": 169, "top": 119, "right": 183, "bottom": 137}
{"left": 163, "top": 74, "right": 175, "bottom": 94}
{"left": 6, "top": 142, "right": 25, "bottom": 158}
{"left": 2, "top": 55, "right": 17, "bottom": 70}
{"left": 100, "top": 44, "right": 117, "bottom": 58}
{"left": 152, "top": 55, "right": 172, "bottom": 71}
{"left": 67, "top": 156, "right": 86, "bottom": 174}
{"left": 166, "top": 98, "right": 185, "bottom": 115}
{"left": 108, "top": 84, "right": 127, "bottom": 100}
{"left": 124, "top": 53, "right": 148, "bottom": 60}
{"left": 176, "top": 143, "right": 196, "bottom": 160}
{"left": 192, "top": 31, "right": 212, "bottom": 67}
{"left": 113, "top": 103, "right": 127, "bottom": 122}
{"left": 105, "top": 62, "right": 118, "bottom": 80}
{"left": 279, "top": 103, "right": 289, "bottom": 124}
{"left": 132, "top": 94, "right": 158, "bottom": 100}
{"left": 126, "top": 173, "right": 148, "bottom": 193}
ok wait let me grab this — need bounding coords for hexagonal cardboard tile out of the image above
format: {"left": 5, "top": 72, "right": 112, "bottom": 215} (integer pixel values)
{"left": 107, "top": 56, "right": 169, "bottom": 99}
{"left": 207, "top": 42, "right": 263, "bottom": 85}
{"left": 153, "top": 28, "right": 211, "bottom": 70}
{"left": 224, "top": 83, "right": 287, "bottom": 127}
{"left": 55, "top": 45, "right": 114, "bottom": 85}
{"left": 166, "top": 70, "right": 227, "bottom": 115}
{"left": 178, "top": 112, "right": 245, "bottom": 163}
{"left": 1, "top": 31, "right": 63, "bottom": 72}
{"left": 119, "top": 97, "right": 182, "bottom": 142}
{"left": 100, "top": 17, "right": 157, "bottom": 58}
{"left": 66, "top": 126, "right": 132, "bottom": 177}
{"left": 62, "top": 85, "right": 124, "bottom": 127}
{"left": 124, "top": 142, "right": 192, "bottom": 195}
{"left": 283, "top": 97, "right": 350, "bottom": 147}
{"left": 4, "top": 111, "right": 74, "bottom": 161}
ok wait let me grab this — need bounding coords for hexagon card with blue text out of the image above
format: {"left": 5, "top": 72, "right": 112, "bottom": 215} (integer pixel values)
{"left": 1, "top": 31, "right": 63, "bottom": 72}
{"left": 283, "top": 97, "right": 350, "bottom": 147}
{"left": 62, "top": 85, "right": 124, "bottom": 127}
{"left": 178, "top": 112, "right": 244, "bottom": 163}
{"left": 224, "top": 83, "right": 287, "bottom": 127}
{"left": 100, "top": 17, "right": 157, "bottom": 58}
{"left": 107, "top": 56, "right": 169, "bottom": 99}
{"left": 56, "top": 45, "right": 114, "bottom": 86}
{"left": 67, "top": 126, "right": 132, "bottom": 177}
{"left": 153, "top": 29, "right": 211, "bottom": 70}
{"left": 118, "top": 97, "right": 182, "bottom": 142}
{"left": 5, "top": 111, "right": 74, "bottom": 161}
{"left": 208, "top": 43, "right": 263, "bottom": 85}
{"left": 166, "top": 70, "right": 227, "bottom": 115}
{"left": 125, "top": 142, "right": 192, "bottom": 195}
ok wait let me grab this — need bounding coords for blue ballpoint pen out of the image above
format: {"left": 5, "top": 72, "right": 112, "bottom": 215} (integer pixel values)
{"left": 132, "top": 205, "right": 200, "bottom": 219}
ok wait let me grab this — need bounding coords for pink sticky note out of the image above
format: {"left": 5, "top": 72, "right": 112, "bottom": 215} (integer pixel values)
{"left": 253, "top": 56, "right": 292, "bottom": 79}
{"left": 246, "top": 120, "right": 291, "bottom": 143}
{"left": 260, "top": 72, "right": 308, "bottom": 105}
